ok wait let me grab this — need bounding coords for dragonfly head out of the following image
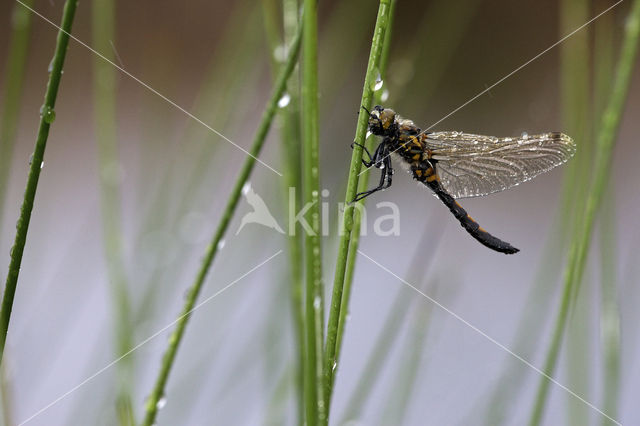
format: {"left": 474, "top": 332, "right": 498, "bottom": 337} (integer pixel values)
{"left": 367, "top": 105, "right": 397, "bottom": 137}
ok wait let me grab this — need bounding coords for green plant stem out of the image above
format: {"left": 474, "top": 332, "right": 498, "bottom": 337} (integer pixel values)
{"left": 558, "top": 1, "right": 592, "bottom": 424}
{"left": 91, "top": 0, "right": 135, "bottom": 424}
{"left": 340, "top": 226, "right": 438, "bottom": 423}
{"left": 261, "top": 1, "right": 305, "bottom": 423}
{"left": 594, "top": 5, "right": 620, "bottom": 424}
{"left": 482, "top": 0, "right": 591, "bottom": 415}
{"left": 282, "top": 3, "right": 306, "bottom": 425}
{"left": 334, "top": 0, "right": 396, "bottom": 368}
{"left": 0, "top": 0, "right": 34, "bottom": 237}
{"left": 133, "top": 0, "right": 262, "bottom": 332}
{"left": 140, "top": 24, "right": 303, "bottom": 426}
{"left": 301, "top": 0, "right": 325, "bottom": 424}
{"left": 0, "top": 0, "right": 78, "bottom": 365}
{"left": 528, "top": 2, "right": 640, "bottom": 424}
{"left": 323, "top": 0, "right": 393, "bottom": 415}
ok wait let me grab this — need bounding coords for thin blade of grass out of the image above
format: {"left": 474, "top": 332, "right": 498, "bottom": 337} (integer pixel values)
{"left": 333, "top": 0, "right": 396, "bottom": 364}
{"left": 567, "top": 279, "right": 592, "bottom": 425}
{"left": 528, "top": 2, "right": 640, "bottom": 424}
{"left": 0, "top": 0, "right": 79, "bottom": 364}
{"left": 340, "top": 225, "right": 441, "bottom": 423}
{"left": 91, "top": 1, "right": 135, "bottom": 423}
{"left": 593, "top": 3, "right": 621, "bottom": 423}
{"left": 301, "top": 0, "right": 325, "bottom": 423}
{"left": 481, "top": 0, "right": 592, "bottom": 414}
{"left": 262, "top": 0, "right": 306, "bottom": 423}
{"left": 559, "top": 0, "right": 593, "bottom": 424}
{"left": 323, "top": 2, "right": 394, "bottom": 418}
{"left": 0, "top": 0, "right": 35, "bottom": 237}
{"left": 140, "top": 24, "right": 303, "bottom": 426}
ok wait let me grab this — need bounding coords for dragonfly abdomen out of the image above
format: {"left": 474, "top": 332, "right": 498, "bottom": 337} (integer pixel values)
{"left": 419, "top": 166, "right": 519, "bottom": 255}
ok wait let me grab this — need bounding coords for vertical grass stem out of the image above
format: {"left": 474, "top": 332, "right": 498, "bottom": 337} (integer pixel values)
{"left": 528, "top": 2, "right": 640, "bottom": 424}
{"left": 0, "top": 0, "right": 78, "bottom": 364}
{"left": 140, "top": 24, "right": 303, "bottom": 426}
{"left": 323, "top": 0, "right": 393, "bottom": 416}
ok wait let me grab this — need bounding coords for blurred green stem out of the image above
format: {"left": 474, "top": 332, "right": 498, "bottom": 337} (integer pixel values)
{"left": 593, "top": 3, "right": 620, "bottom": 424}
{"left": 262, "top": 0, "right": 306, "bottom": 422}
{"left": 140, "top": 24, "right": 303, "bottom": 426}
{"left": 301, "top": 0, "right": 325, "bottom": 424}
{"left": 0, "top": 0, "right": 34, "bottom": 237}
{"left": 528, "top": 1, "right": 640, "bottom": 424}
{"left": 559, "top": 1, "right": 592, "bottom": 424}
{"left": 0, "top": 0, "right": 78, "bottom": 365}
{"left": 340, "top": 226, "right": 439, "bottom": 423}
{"left": 91, "top": 0, "right": 135, "bottom": 424}
{"left": 323, "top": 0, "right": 393, "bottom": 417}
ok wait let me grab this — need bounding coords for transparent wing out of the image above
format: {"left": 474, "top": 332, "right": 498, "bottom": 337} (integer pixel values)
{"left": 426, "top": 131, "right": 576, "bottom": 199}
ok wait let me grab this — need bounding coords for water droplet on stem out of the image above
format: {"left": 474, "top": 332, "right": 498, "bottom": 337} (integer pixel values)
{"left": 278, "top": 93, "right": 291, "bottom": 108}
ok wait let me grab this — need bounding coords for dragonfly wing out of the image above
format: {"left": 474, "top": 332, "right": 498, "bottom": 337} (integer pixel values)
{"left": 426, "top": 131, "right": 576, "bottom": 199}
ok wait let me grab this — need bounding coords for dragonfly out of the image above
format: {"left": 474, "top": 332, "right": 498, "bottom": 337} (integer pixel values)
{"left": 353, "top": 105, "right": 576, "bottom": 254}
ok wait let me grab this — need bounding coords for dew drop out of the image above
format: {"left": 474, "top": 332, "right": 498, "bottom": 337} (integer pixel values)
{"left": 273, "top": 44, "right": 286, "bottom": 62}
{"left": 278, "top": 93, "right": 291, "bottom": 108}
{"left": 313, "top": 296, "right": 321, "bottom": 309}
{"left": 242, "top": 182, "right": 251, "bottom": 195}
{"left": 47, "top": 59, "right": 54, "bottom": 73}
{"left": 380, "top": 89, "right": 389, "bottom": 102}
{"left": 370, "top": 70, "right": 383, "bottom": 91}
{"left": 311, "top": 190, "right": 318, "bottom": 198}
{"left": 40, "top": 161, "right": 44, "bottom": 169}
{"left": 41, "top": 106, "right": 56, "bottom": 123}
{"left": 332, "top": 361, "right": 337, "bottom": 371}
{"left": 217, "top": 239, "right": 226, "bottom": 250}
{"left": 156, "top": 396, "right": 167, "bottom": 410}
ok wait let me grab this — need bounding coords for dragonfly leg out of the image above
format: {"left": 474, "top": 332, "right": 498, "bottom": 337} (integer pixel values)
{"left": 351, "top": 141, "right": 374, "bottom": 166}
{"left": 352, "top": 146, "right": 393, "bottom": 202}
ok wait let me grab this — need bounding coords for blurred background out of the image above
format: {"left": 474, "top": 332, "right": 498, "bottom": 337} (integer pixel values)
{"left": 0, "top": 0, "right": 638, "bottom": 425}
